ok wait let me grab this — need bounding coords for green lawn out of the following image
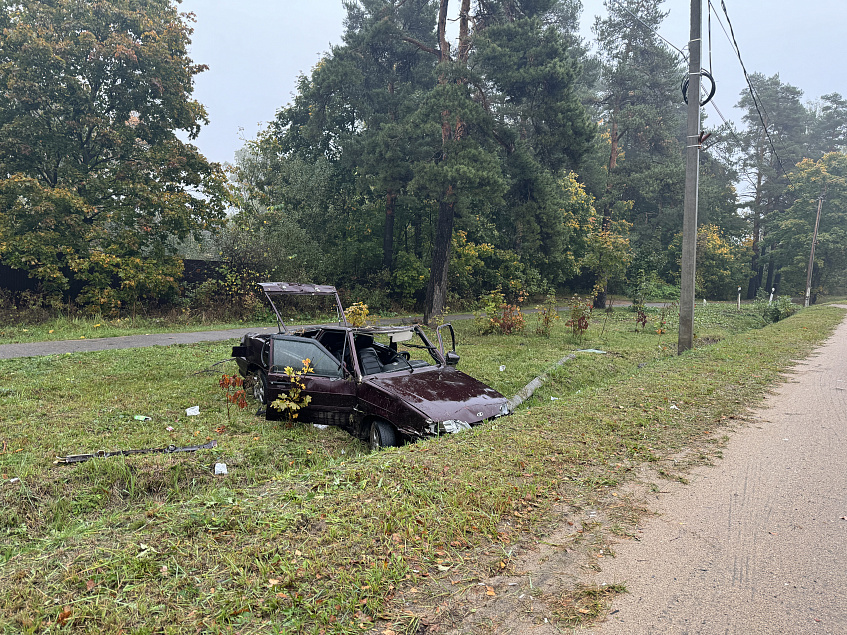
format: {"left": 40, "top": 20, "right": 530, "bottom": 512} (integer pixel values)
{"left": 0, "top": 303, "right": 843, "bottom": 633}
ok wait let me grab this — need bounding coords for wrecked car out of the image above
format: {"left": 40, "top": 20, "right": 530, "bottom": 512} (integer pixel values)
{"left": 232, "top": 283, "right": 509, "bottom": 450}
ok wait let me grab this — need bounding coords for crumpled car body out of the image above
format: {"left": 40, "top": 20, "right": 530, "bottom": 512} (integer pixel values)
{"left": 231, "top": 283, "right": 510, "bottom": 449}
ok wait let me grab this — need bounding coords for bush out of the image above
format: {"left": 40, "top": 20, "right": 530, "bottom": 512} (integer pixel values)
{"left": 473, "top": 288, "right": 526, "bottom": 335}
{"left": 753, "top": 290, "right": 799, "bottom": 323}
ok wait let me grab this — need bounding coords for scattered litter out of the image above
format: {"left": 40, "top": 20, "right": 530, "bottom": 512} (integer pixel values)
{"left": 577, "top": 349, "right": 607, "bottom": 354}
{"left": 670, "top": 404, "right": 679, "bottom": 410}
{"left": 214, "top": 462, "right": 228, "bottom": 476}
{"left": 519, "top": 594, "right": 525, "bottom": 599}
{"left": 499, "top": 365, "right": 506, "bottom": 372}
{"left": 4, "top": 477, "right": 20, "bottom": 485}
{"left": 134, "top": 415, "right": 151, "bottom": 421}
{"left": 166, "top": 426, "right": 174, "bottom": 432}
{"left": 313, "top": 424, "right": 328, "bottom": 430}
{"left": 783, "top": 438, "right": 789, "bottom": 441}
{"left": 185, "top": 406, "right": 200, "bottom": 416}
{"left": 550, "top": 396, "right": 559, "bottom": 401}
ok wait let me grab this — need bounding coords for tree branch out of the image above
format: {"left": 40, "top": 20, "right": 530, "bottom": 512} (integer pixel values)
{"left": 400, "top": 36, "right": 440, "bottom": 58}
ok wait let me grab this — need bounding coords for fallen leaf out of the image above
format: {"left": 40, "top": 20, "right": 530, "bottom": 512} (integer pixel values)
{"left": 57, "top": 607, "right": 73, "bottom": 625}
{"left": 486, "top": 586, "right": 496, "bottom": 596}
{"left": 86, "top": 580, "right": 95, "bottom": 591}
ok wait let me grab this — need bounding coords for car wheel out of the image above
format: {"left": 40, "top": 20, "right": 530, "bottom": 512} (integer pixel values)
{"left": 369, "top": 419, "right": 397, "bottom": 452}
{"left": 252, "top": 370, "right": 268, "bottom": 404}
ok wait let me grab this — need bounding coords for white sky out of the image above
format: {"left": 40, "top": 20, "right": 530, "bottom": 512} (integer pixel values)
{"left": 178, "top": 0, "right": 847, "bottom": 166}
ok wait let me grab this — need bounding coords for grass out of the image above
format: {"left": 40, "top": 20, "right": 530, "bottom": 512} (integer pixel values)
{"left": 0, "top": 303, "right": 843, "bottom": 633}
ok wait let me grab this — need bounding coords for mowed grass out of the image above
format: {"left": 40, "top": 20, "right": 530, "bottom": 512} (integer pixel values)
{"left": 0, "top": 304, "right": 843, "bottom": 633}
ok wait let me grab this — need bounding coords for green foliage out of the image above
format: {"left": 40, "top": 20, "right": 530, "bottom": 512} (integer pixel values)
{"left": 769, "top": 153, "right": 847, "bottom": 298}
{"left": 0, "top": 0, "right": 230, "bottom": 306}
{"left": 581, "top": 216, "right": 633, "bottom": 293}
{"left": 534, "top": 293, "right": 561, "bottom": 336}
{"left": 391, "top": 252, "right": 428, "bottom": 304}
{"left": 753, "top": 290, "right": 799, "bottom": 324}
{"left": 626, "top": 270, "right": 679, "bottom": 309}
{"left": 667, "top": 225, "right": 751, "bottom": 300}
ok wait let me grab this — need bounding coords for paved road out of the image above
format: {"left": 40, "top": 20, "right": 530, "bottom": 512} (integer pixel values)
{"left": 0, "top": 326, "right": 279, "bottom": 359}
{"left": 583, "top": 307, "right": 847, "bottom": 634}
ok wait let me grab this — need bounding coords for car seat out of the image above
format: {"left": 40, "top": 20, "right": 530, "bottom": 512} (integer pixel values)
{"left": 358, "top": 348, "right": 383, "bottom": 376}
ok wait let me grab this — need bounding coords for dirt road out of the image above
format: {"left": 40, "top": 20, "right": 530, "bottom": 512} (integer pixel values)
{"left": 580, "top": 309, "right": 847, "bottom": 634}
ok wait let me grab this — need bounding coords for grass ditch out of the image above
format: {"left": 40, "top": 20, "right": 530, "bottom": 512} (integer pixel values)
{"left": 0, "top": 304, "right": 843, "bottom": 633}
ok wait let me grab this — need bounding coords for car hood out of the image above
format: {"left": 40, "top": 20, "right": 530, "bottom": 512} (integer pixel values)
{"left": 366, "top": 367, "right": 508, "bottom": 424}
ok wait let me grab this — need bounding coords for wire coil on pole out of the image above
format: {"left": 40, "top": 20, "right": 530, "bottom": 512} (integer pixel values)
{"left": 682, "top": 69, "right": 716, "bottom": 106}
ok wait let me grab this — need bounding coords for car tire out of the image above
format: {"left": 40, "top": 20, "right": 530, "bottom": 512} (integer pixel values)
{"left": 369, "top": 419, "right": 397, "bottom": 452}
{"left": 253, "top": 370, "right": 268, "bottom": 404}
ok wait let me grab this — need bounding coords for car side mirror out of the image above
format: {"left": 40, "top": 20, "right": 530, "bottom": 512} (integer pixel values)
{"left": 445, "top": 351, "right": 460, "bottom": 367}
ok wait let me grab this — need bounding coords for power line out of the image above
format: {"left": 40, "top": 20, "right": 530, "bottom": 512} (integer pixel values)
{"left": 712, "top": 0, "right": 795, "bottom": 188}
{"left": 608, "top": 0, "right": 689, "bottom": 63}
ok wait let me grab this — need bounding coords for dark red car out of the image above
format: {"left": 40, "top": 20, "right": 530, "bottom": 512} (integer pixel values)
{"left": 232, "top": 283, "right": 510, "bottom": 450}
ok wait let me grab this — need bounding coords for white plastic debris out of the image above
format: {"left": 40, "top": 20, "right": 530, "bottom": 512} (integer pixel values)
{"left": 133, "top": 415, "right": 151, "bottom": 421}
{"left": 185, "top": 406, "right": 200, "bottom": 416}
{"left": 166, "top": 426, "right": 174, "bottom": 432}
{"left": 214, "top": 462, "right": 228, "bottom": 476}
{"left": 670, "top": 404, "right": 680, "bottom": 410}
{"left": 499, "top": 365, "right": 506, "bottom": 372}
{"left": 550, "top": 396, "right": 560, "bottom": 401}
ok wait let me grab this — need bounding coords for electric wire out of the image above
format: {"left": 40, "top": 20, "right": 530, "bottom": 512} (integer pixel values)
{"left": 608, "top": 0, "right": 689, "bottom": 63}
{"left": 712, "top": 0, "right": 796, "bottom": 188}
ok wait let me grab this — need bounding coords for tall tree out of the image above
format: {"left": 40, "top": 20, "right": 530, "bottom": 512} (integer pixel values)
{"left": 735, "top": 73, "right": 807, "bottom": 298}
{"left": 591, "top": 0, "right": 685, "bottom": 306}
{"left": 0, "top": 0, "right": 229, "bottom": 306}
{"left": 768, "top": 153, "right": 847, "bottom": 300}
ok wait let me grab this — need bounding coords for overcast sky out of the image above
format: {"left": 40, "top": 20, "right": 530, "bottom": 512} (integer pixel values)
{"left": 177, "top": 0, "right": 847, "bottom": 166}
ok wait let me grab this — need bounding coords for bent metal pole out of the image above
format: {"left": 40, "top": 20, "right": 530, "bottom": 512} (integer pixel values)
{"left": 678, "top": 0, "right": 701, "bottom": 354}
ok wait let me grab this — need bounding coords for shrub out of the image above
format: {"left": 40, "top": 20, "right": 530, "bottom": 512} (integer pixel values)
{"left": 565, "top": 294, "right": 592, "bottom": 342}
{"left": 534, "top": 293, "right": 560, "bottom": 336}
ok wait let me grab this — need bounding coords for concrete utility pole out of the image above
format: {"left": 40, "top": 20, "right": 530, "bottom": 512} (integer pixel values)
{"left": 804, "top": 193, "right": 825, "bottom": 308}
{"left": 678, "top": 0, "right": 702, "bottom": 354}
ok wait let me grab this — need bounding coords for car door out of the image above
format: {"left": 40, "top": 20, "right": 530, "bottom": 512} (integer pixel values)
{"left": 268, "top": 336, "right": 357, "bottom": 429}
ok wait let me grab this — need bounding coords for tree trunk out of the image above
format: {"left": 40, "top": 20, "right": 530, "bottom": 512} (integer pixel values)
{"left": 423, "top": 197, "right": 455, "bottom": 324}
{"left": 382, "top": 190, "right": 396, "bottom": 269}
{"left": 594, "top": 119, "right": 620, "bottom": 309}
{"left": 747, "top": 130, "right": 768, "bottom": 299}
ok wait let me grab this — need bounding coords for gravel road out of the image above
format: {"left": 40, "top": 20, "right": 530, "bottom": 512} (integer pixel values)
{"left": 582, "top": 307, "right": 847, "bottom": 634}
